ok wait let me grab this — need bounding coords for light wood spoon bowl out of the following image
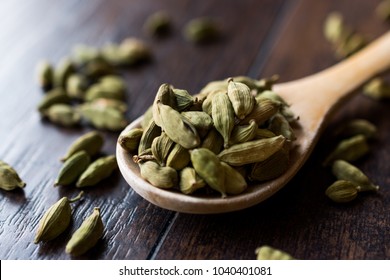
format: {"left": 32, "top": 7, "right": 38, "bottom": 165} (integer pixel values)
{"left": 117, "top": 31, "right": 390, "bottom": 214}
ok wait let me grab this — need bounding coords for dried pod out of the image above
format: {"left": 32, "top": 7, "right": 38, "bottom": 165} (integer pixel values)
{"left": 118, "top": 128, "right": 144, "bottom": 153}
{"left": 83, "top": 59, "right": 116, "bottom": 79}
{"left": 172, "top": 88, "right": 194, "bottom": 111}
{"left": 139, "top": 160, "right": 178, "bottom": 189}
{"left": 61, "top": 131, "right": 104, "bottom": 162}
{"left": 66, "top": 74, "right": 88, "bottom": 100}
{"left": 218, "top": 135, "right": 286, "bottom": 166}
{"left": 335, "top": 119, "right": 377, "bottom": 139}
{"left": 325, "top": 180, "right": 359, "bottom": 203}
{"left": 184, "top": 17, "right": 220, "bottom": 43}
{"left": 36, "top": 60, "right": 53, "bottom": 90}
{"left": 43, "top": 104, "right": 81, "bottom": 127}
{"left": 138, "top": 120, "right": 162, "bottom": 155}
{"left": 268, "top": 113, "right": 296, "bottom": 141}
{"left": 249, "top": 147, "right": 289, "bottom": 182}
{"left": 71, "top": 44, "right": 102, "bottom": 66}
{"left": 254, "top": 128, "right": 276, "bottom": 139}
{"left": 239, "top": 98, "right": 280, "bottom": 125}
{"left": 53, "top": 58, "right": 75, "bottom": 88}
{"left": 230, "top": 119, "right": 258, "bottom": 145}
{"left": 323, "top": 134, "right": 369, "bottom": 166}
{"left": 255, "top": 246, "right": 295, "bottom": 260}
{"left": 190, "top": 148, "right": 226, "bottom": 197}
{"left": 0, "top": 161, "right": 26, "bottom": 191}
{"left": 152, "top": 83, "right": 176, "bottom": 127}
{"left": 179, "top": 167, "right": 206, "bottom": 195}
{"left": 37, "top": 87, "right": 71, "bottom": 114}
{"left": 362, "top": 77, "right": 390, "bottom": 100}
{"left": 84, "top": 81, "right": 125, "bottom": 102}
{"left": 201, "top": 89, "right": 225, "bottom": 115}
{"left": 331, "top": 160, "right": 379, "bottom": 192}
{"left": 55, "top": 151, "right": 90, "bottom": 186}
{"left": 118, "top": 37, "right": 151, "bottom": 66}
{"left": 166, "top": 143, "right": 191, "bottom": 170}
{"left": 79, "top": 103, "right": 128, "bottom": 131}
{"left": 34, "top": 191, "right": 83, "bottom": 243}
{"left": 144, "top": 11, "right": 172, "bottom": 37}
{"left": 200, "top": 128, "right": 224, "bottom": 154}
{"left": 65, "top": 207, "right": 104, "bottom": 256}
{"left": 76, "top": 155, "right": 117, "bottom": 187}
{"left": 141, "top": 106, "right": 153, "bottom": 129}
{"left": 212, "top": 92, "right": 235, "bottom": 148}
{"left": 151, "top": 132, "right": 175, "bottom": 165}
{"left": 227, "top": 78, "right": 255, "bottom": 119}
{"left": 220, "top": 162, "right": 247, "bottom": 195}
{"left": 156, "top": 102, "right": 200, "bottom": 149}
{"left": 181, "top": 111, "right": 213, "bottom": 137}
{"left": 88, "top": 98, "right": 127, "bottom": 113}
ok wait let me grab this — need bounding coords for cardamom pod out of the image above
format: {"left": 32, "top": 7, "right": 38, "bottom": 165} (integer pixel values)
{"left": 200, "top": 128, "right": 224, "bottom": 154}
{"left": 34, "top": 191, "right": 83, "bottom": 243}
{"left": 61, "top": 131, "right": 104, "bottom": 162}
{"left": 79, "top": 103, "right": 128, "bottom": 131}
{"left": 36, "top": 60, "right": 53, "bottom": 90}
{"left": 190, "top": 148, "right": 226, "bottom": 197}
{"left": 268, "top": 113, "right": 296, "bottom": 141}
{"left": 76, "top": 155, "right": 117, "bottom": 187}
{"left": 141, "top": 106, "right": 154, "bottom": 129}
{"left": 218, "top": 135, "right": 286, "bottom": 166}
{"left": 118, "top": 128, "right": 144, "bottom": 153}
{"left": 151, "top": 132, "right": 175, "bottom": 166}
{"left": 362, "top": 77, "right": 390, "bottom": 100}
{"left": 0, "top": 161, "right": 26, "bottom": 191}
{"left": 71, "top": 44, "right": 101, "bottom": 66}
{"left": 138, "top": 120, "right": 162, "bottom": 154}
{"left": 183, "top": 17, "right": 220, "bottom": 43}
{"left": 249, "top": 147, "right": 289, "bottom": 181}
{"left": 55, "top": 151, "right": 91, "bottom": 186}
{"left": 239, "top": 97, "right": 280, "bottom": 125}
{"left": 220, "top": 162, "right": 247, "bottom": 195}
{"left": 212, "top": 92, "right": 235, "bottom": 148}
{"left": 201, "top": 89, "right": 225, "bottom": 115}
{"left": 152, "top": 83, "right": 176, "bottom": 127}
{"left": 118, "top": 37, "right": 151, "bottom": 66}
{"left": 88, "top": 98, "right": 128, "bottom": 113}
{"left": 139, "top": 160, "right": 178, "bottom": 188}
{"left": 65, "top": 207, "right": 104, "bottom": 256}
{"left": 325, "top": 180, "right": 360, "bottom": 203}
{"left": 83, "top": 58, "right": 116, "bottom": 79}
{"left": 229, "top": 119, "right": 257, "bottom": 145}
{"left": 43, "top": 104, "right": 81, "bottom": 127}
{"left": 255, "top": 246, "right": 295, "bottom": 260}
{"left": 227, "top": 78, "right": 255, "bottom": 120}
{"left": 331, "top": 160, "right": 379, "bottom": 192}
{"left": 199, "top": 80, "right": 227, "bottom": 96}
{"left": 37, "top": 87, "right": 71, "bottom": 114}
{"left": 172, "top": 88, "right": 194, "bottom": 111}
{"left": 53, "top": 58, "right": 75, "bottom": 88}
{"left": 84, "top": 81, "right": 125, "bottom": 102}
{"left": 254, "top": 128, "right": 276, "bottom": 139}
{"left": 144, "top": 10, "right": 172, "bottom": 37}
{"left": 156, "top": 102, "right": 200, "bottom": 149}
{"left": 179, "top": 167, "right": 206, "bottom": 195}
{"left": 335, "top": 119, "right": 377, "bottom": 139}
{"left": 166, "top": 143, "right": 191, "bottom": 170}
{"left": 181, "top": 111, "right": 213, "bottom": 137}
{"left": 323, "top": 134, "right": 369, "bottom": 166}
{"left": 66, "top": 74, "right": 88, "bottom": 100}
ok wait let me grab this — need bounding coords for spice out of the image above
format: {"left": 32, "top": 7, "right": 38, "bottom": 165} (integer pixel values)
{"left": 144, "top": 11, "right": 172, "bottom": 37}
{"left": 184, "top": 17, "right": 220, "bottom": 43}
{"left": 0, "top": 161, "right": 26, "bottom": 191}
{"left": 255, "top": 246, "right": 295, "bottom": 260}
{"left": 76, "top": 155, "right": 117, "bottom": 187}
{"left": 61, "top": 131, "right": 104, "bottom": 162}
{"left": 55, "top": 151, "right": 91, "bottom": 186}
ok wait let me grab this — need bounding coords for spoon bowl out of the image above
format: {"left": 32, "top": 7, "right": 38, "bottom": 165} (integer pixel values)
{"left": 117, "top": 31, "right": 390, "bottom": 214}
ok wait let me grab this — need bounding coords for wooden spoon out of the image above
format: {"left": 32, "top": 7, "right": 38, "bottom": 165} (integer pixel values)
{"left": 117, "top": 31, "right": 390, "bottom": 214}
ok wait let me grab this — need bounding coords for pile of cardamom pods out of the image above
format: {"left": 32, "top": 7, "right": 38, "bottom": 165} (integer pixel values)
{"left": 119, "top": 75, "right": 298, "bottom": 197}
{"left": 36, "top": 37, "right": 151, "bottom": 131}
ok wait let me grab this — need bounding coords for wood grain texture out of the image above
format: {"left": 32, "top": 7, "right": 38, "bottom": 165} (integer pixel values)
{"left": 0, "top": 0, "right": 389, "bottom": 260}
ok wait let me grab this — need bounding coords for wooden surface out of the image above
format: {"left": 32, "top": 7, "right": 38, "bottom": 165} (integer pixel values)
{"left": 0, "top": 0, "right": 389, "bottom": 260}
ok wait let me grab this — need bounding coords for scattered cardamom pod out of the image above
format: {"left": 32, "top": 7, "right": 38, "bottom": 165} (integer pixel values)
{"left": 37, "top": 87, "right": 71, "bottom": 114}
{"left": 183, "top": 17, "right": 220, "bottom": 43}
{"left": 71, "top": 44, "right": 102, "bottom": 66}
{"left": 118, "top": 37, "right": 151, "bottom": 66}
{"left": 66, "top": 74, "right": 88, "bottom": 100}
{"left": 55, "top": 151, "right": 91, "bottom": 186}
{"left": 0, "top": 160, "right": 26, "bottom": 191}
{"left": 43, "top": 104, "right": 81, "bottom": 127}
{"left": 36, "top": 60, "right": 53, "bottom": 90}
{"left": 331, "top": 160, "right": 379, "bottom": 192}
{"left": 255, "top": 245, "right": 295, "bottom": 260}
{"left": 323, "top": 134, "right": 369, "bottom": 166}
{"left": 34, "top": 191, "right": 84, "bottom": 243}
{"left": 65, "top": 207, "right": 104, "bottom": 256}
{"left": 335, "top": 119, "right": 377, "bottom": 139}
{"left": 76, "top": 155, "right": 117, "bottom": 187}
{"left": 144, "top": 11, "right": 172, "bottom": 37}
{"left": 87, "top": 98, "right": 128, "bottom": 113}
{"left": 362, "top": 77, "right": 390, "bottom": 100}
{"left": 61, "top": 131, "right": 104, "bottom": 162}
{"left": 325, "top": 180, "right": 360, "bottom": 203}
{"left": 53, "top": 58, "right": 75, "bottom": 88}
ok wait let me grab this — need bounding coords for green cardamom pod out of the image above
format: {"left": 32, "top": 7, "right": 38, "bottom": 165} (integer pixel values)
{"left": 190, "top": 148, "right": 226, "bottom": 197}
{"left": 152, "top": 83, "right": 176, "bottom": 127}
{"left": 84, "top": 82, "right": 125, "bottom": 102}
{"left": 0, "top": 161, "right": 26, "bottom": 191}
{"left": 65, "top": 207, "right": 104, "bottom": 256}
{"left": 76, "top": 155, "right": 117, "bottom": 187}
{"left": 53, "top": 58, "right": 75, "bottom": 88}
{"left": 199, "top": 80, "right": 227, "bottom": 96}
{"left": 201, "top": 89, "right": 225, "bottom": 115}
{"left": 79, "top": 103, "right": 128, "bottom": 131}
{"left": 183, "top": 17, "right": 220, "bottom": 43}
{"left": 118, "top": 128, "right": 144, "bottom": 153}
{"left": 66, "top": 74, "right": 88, "bottom": 100}
{"left": 141, "top": 106, "right": 153, "bottom": 129}
{"left": 363, "top": 77, "right": 390, "bottom": 100}
{"left": 37, "top": 87, "right": 71, "bottom": 114}
{"left": 61, "top": 131, "right": 104, "bottom": 162}
{"left": 269, "top": 113, "right": 296, "bottom": 141}
{"left": 34, "top": 191, "right": 84, "bottom": 243}
{"left": 255, "top": 246, "right": 295, "bottom": 260}
{"left": 220, "top": 162, "right": 247, "bottom": 195}
{"left": 200, "top": 128, "right": 224, "bottom": 154}
{"left": 254, "top": 128, "right": 276, "bottom": 139}
{"left": 139, "top": 160, "right": 178, "bottom": 189}
{"left": 335, "top": 119, "right": 377, "bottom": 139}
{"left": 218, "top": 135, "right": 286, "bottom": 166}
{"left": 144, "top": 10, "right": 172, "bottom": 37}
{"left": 71, "top": 44, "right": 102, "bottom": 66}
{"left": 181, "top": 111, "right": 213, "bottom": 137}
{"left": 87, "top": 98, "right": 128, "bottom": 113}
{"left": 151, "top": 132, "right": 175, "bottom": 166}
{"left": 138, "top": 120, "right": 161, "bottom": 154}
{"left": 323, "top": 134, "right": 369, "bottom": 166}
{"left": 179, "top": 167, "right": 206, "bottom": 195}
{"left": 83, "top": 58, "right": 116, "bottom": 79}
{"left": 331, "top": 160, "right": 379, "bottom": 192}
{"left": 43, "top": 104, "right": 81, "bottom": 127}
{"left": 55, "top": 151, "right": 91, "bottom": 186}
{"left": 118, "top": 37, "right": 151, "bottom": 66}
{"left": 172, "top": 88, "right": 194, "bottom": 111}
{"left": 36, "top": 60, "right": 53, "bottom": 90}
{"left": 230, "top": 119, "right": 258, "bottom": 145}
{"left": 256, "top": 90, "right": 287, "bottom": 105}
{"left": 325, "top": 180, "right": 360, "bottom": 203}
{"left": 227, "top": 78, "right": 255, "bottom": 120}
{"left": 239, "top": 98, "right": 280, "bottom": 125}
{"left": 166, "top": 143, "right": 191, "bottom": 170}
{"left": 212, "top": 92, "right": 235, "bottom": 148}
{"left": 249, "top": 147, "right": 289, "bottom": 181}
{"left": 156, "top": 102, "right": 200, "bottom": 149}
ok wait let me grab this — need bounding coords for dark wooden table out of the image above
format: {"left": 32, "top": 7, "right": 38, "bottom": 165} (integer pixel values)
{"left": 1, "top": 0, "right": 389, "bottom": 260}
